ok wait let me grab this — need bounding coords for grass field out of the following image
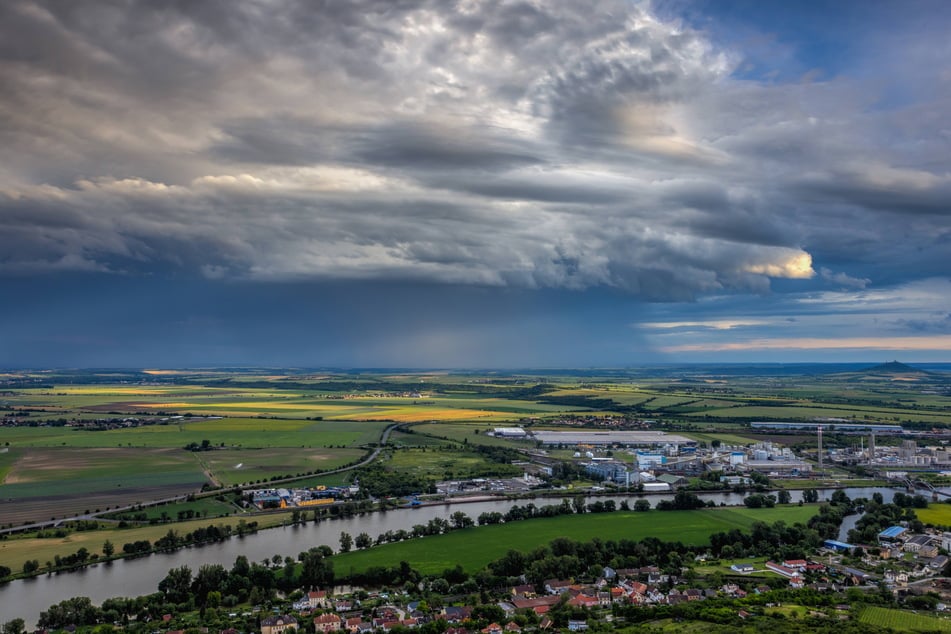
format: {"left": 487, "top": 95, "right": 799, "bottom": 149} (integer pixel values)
{"left": 0, "top": 418, "right": 390, "bottom": 448}
{"left": 383, "top": 447, "right": 522, "bottom": 480}
{"left": 105, "top": 496, "right": 241, "bottom": 521}
{"left": 331, "top": 505, "right": 819, "bottom": 575}
{"left": 689, "top": 404, "right": 951, "bottom": 424}
{"left": 858, "top": 606, "right": 951, "bottom": 632}
{"left": 0, "top": 447, "right": 18, "bottom": 482}
{"left": 201, "top": 447, "right": 366, "bottom": 486}
{"left": 0, "top": 447, "right": 207, "bottom": 499}
{"left": 916, "top": 503, "right": 951, "bottom": 527}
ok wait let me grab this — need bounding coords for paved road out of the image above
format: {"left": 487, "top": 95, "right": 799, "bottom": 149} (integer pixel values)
{"left": 0, "top": 423, "right": 401, "bottom": 536}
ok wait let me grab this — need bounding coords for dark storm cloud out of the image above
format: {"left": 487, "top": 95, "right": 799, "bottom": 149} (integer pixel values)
{"left": 1, "top": 0, "right": 950, "bottom": 312}
{"left": 352, "top": 124, "right": 544, "bottom": 170}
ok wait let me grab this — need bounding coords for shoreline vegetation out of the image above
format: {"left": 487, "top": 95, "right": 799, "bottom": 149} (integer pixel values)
{"left": 25, "top": 494, "right": 860, "bottom": 631}
{"left": 0, "top": 483, "right": 891, "bottom": 583}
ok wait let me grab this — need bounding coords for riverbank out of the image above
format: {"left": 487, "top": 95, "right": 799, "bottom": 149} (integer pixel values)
{"left": 0, "top": 482, "right": 896, "bottom": 582}
{"left": 0, "top": 486, "right": 900, "bottom": 628}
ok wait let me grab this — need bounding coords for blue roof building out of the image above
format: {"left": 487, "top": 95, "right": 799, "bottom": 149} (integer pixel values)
{"left": 824, "top": 539, "right": 854, "bottom": 552}
{"left": 878, "top": 526, "right": 907, "bottom": 541}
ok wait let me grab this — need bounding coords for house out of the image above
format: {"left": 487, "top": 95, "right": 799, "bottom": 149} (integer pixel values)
{"left": 544, "top": 579, "right": 572, "bottom": 594}
{"left": 261, "top": 616, "right": 298, "bottom": 634}
{"left": 730, "top": 563, "right": 755, "bottom": 574}
{"left": 684, "top": 589, "right": 703, "bottom": 601}
{"left": 442, "top": 607, "right": 473, "bottom": 623}
{"left": 538, "top": 617, "right": 553, "bottom": 630}
{"left": 511, "top": 584, "right": 535, "bottom": 598}
{"left": 345, "top": 618, "right": 368, "bottom": 634}
{"left": 930, "top": 555, "right": 949, "bottom": 570}
{"left": 567, "top": 621, "right": 588, "bottom": 632}
{"left": 314, "top": 613, "right": 342, "bottom": 633}
{"left": 783, "top": 559, "right": 807, "bottom": 571}
{"left": 504, "top": 623, "right": 521, "bottom": 633}
{"left": 481, "top": 624, "right": 503, "bottom": 634}
{"left": 567, "top": 594, "right": 599, "bottom": 609}
{"left": 308, "top": 590, "right": 331, "bottom": 610}
{"left": 722, "top": 584, "right": 740, "bottom": 597}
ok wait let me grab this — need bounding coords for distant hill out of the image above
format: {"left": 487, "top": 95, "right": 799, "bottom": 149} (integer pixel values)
{"left": 863, "top": 360, "right": 926, "bottom": 375}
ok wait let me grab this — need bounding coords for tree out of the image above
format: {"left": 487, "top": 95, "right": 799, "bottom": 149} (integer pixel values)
{"left": 355, "top": 532, "right": 372, "bottom": 549}
{"left": 22, "top": 559, "right": 39, "bottom": 574}
{"left": 158, "top": 565, "right": 193, "bottom": 604}
{"left": 339, "top": 531, "right": 353, "bottom": 553}
{"left": 803, "top": 488, "right": 819, "bottom": 503}
{"left": 634, "top": 499, "right": 651, "bottom": 512}
{"left": 2, "top": 619, "right": 25, "bottom": 634}
{"left": 102, "top": 540, "right": 115, "bottom": 558}
{"left": 777, "top": 490, "right": 792, "bottom": 504}
{"left": 192, "top": 564, "right": 227, "bottom": 605}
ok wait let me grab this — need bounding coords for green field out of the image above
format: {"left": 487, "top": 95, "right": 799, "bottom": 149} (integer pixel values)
{"left": 3, "top": 365, "right": 951, "bottom": 548}
{"left": 383, "top": 447, "right": 521, "bottom": 480}
{"left": 105, "top": 496, "right": 241, "bottom": 521}
{"left": 690, "top": 404, "right": 951, "bottom": 424}
{"left": 0, "top": 418, "right": 389, "bottom": 449}
{"left": 0, "top": 447, "right": 207, "bottom": 499}
{"left": 201, "top": 447, "right": 366, "bottom": 486}
{"left": 858, "top": 606, "right": 951, "bottom": 632}
{"left": 331, "top": 505, "right": 819, "bottom": 575}
{"left": 916, "top": 503, "right": 951, "bottom": 528}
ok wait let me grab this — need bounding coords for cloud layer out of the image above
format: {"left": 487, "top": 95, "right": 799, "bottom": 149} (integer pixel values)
{"left": 6, "top": 0, "right": 945, "bottom": 298}
{"left": 1, "top": 0, "right": 950, "bottom": 365}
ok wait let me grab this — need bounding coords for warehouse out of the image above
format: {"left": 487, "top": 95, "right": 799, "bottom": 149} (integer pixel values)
{"left": 531, "top": 431, "right": 694, "bottom": 447}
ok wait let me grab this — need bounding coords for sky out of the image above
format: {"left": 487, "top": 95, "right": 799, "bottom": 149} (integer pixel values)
{"left": 1, "top": 0, "right": 950, "bottom": 368}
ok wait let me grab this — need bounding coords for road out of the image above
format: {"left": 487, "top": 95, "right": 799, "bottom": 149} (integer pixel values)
{"left": 0, "top": 423, "right": 401, "bottom": 536}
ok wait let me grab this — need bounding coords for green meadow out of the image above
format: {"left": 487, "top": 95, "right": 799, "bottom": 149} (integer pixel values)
{"left": 858, "top": 606, "right": 951, "bottom": 632}
{"left": 331, "top": 505, "right": 819, "bottom": 575}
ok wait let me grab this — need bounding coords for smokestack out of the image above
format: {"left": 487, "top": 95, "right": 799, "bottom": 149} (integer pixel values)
{"left": 817, "top": 425, "right": 823, "bottom": 472}
{"left": 870, "top": 433, "right": 876, "bottom": 460}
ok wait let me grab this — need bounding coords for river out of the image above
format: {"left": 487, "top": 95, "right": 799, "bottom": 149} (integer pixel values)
{"left": 0, "top": 487, "right": 895, "bottom": 626}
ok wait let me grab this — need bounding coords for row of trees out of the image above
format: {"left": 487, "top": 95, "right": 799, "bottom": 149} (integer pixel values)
{"left": 39, "top": 547, "right": 336, "bottom": 629}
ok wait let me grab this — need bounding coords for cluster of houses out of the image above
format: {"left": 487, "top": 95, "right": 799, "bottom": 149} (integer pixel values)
{"left": 872, "top": 525, "right": 950, "bottom": 585}
{"left": 260, "top": 563, "right": 838, "bottom": 634}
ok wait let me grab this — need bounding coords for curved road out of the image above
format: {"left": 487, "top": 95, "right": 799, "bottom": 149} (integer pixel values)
{"left": 0, "top": 423, "right": 402, "bottom": 536}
